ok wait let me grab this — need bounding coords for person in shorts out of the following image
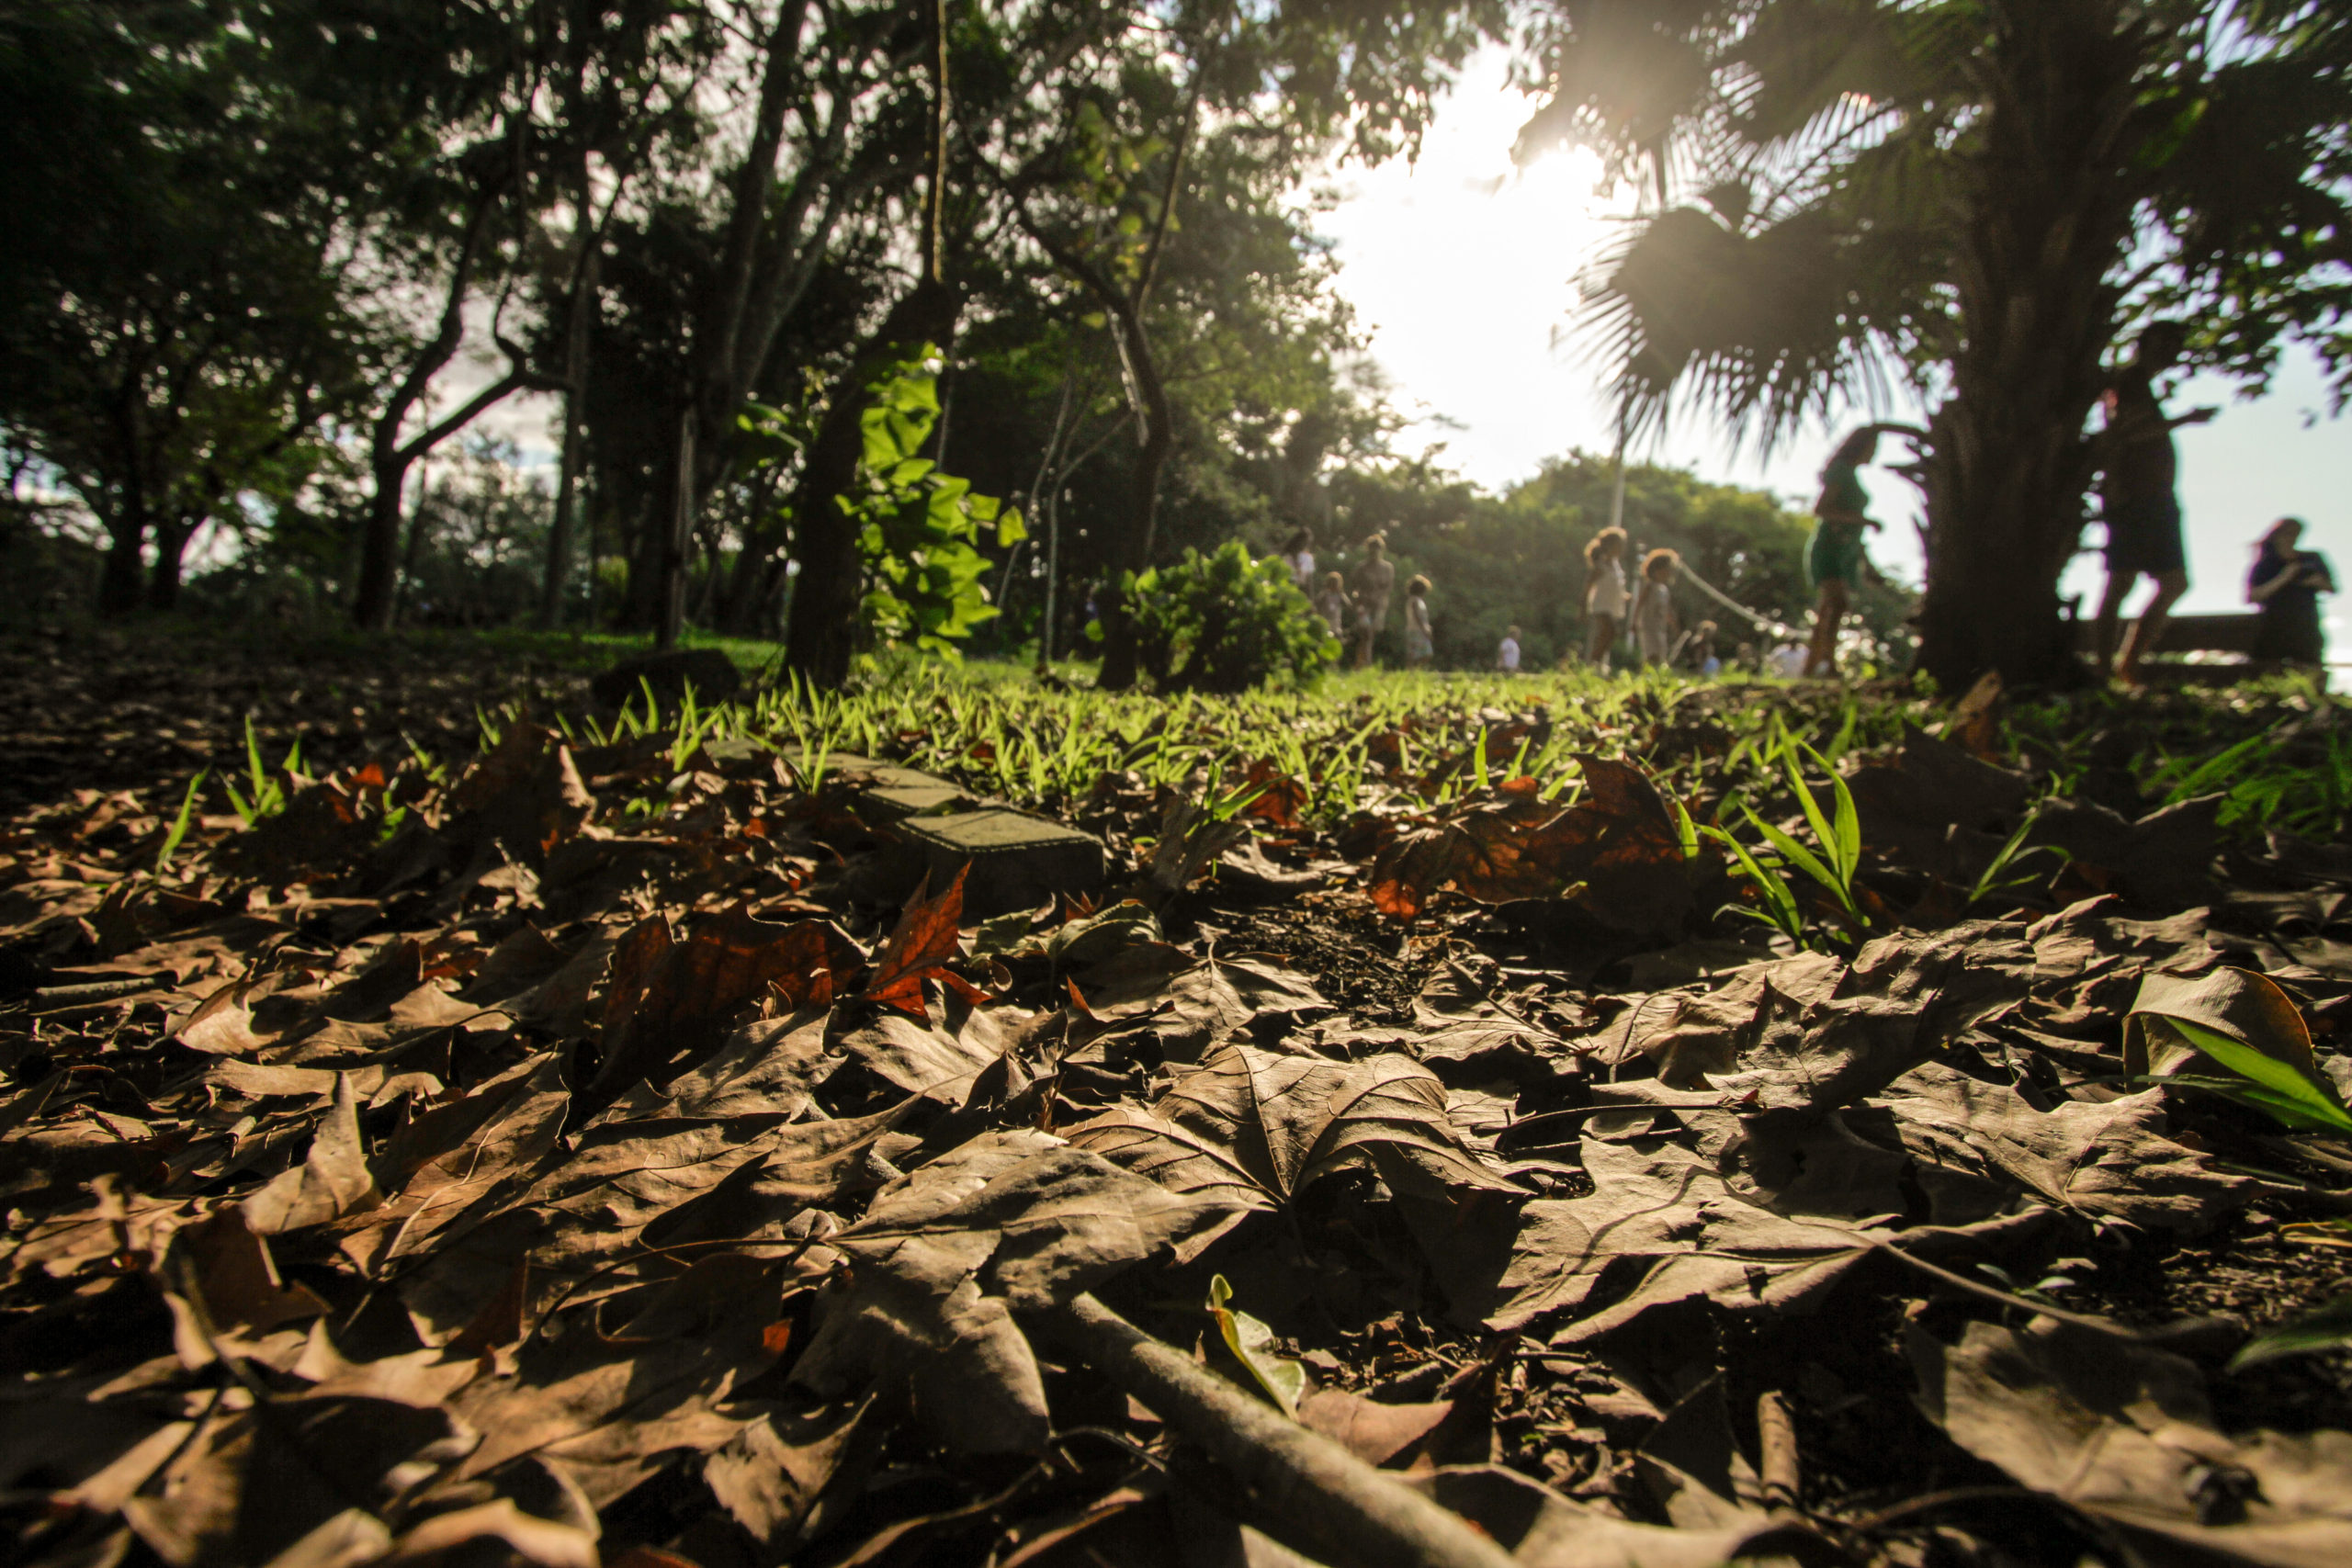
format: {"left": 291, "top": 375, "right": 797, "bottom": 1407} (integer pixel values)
{"left": 2093, "top": 322, "right": 2215, "bottom": 684}
{"left": 1804, "top": 425, "right": 1901, "bottom": 678}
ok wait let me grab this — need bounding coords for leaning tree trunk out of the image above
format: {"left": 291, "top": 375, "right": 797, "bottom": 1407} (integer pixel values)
{"left": 781, "top": 276, "right": 963, "bottom": 687}
{"left": 1916, "top": 0, "right": 2146, "bottom": 691}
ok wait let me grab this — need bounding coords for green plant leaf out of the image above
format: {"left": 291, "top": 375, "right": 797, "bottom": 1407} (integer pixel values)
{"left": 2228, "top": 1294, "right": 2352, "bottom": 1371}
{"left": 2136, "top": 1014, "right": 2352, "bottom": 1135}
{"left": 155, "top": 769, "right": 207, "bottom": 874}
{"left": 1206, "top": 1274, "right": 1306, "bottom": 1418}
{"left": 1744, "top": 807, "right": 1842, "bottom": 906}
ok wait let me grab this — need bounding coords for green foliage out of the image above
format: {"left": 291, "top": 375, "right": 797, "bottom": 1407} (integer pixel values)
{"left": 1119, "top": 541, "right": 1338, "bottom": 693}
{"left": 837, "top": 347, "right": 1024, "bottom": 659}
{"left": 220, "top": 716, "right": 304, "bottom": 826}
{"left": 155, "top": 771, "right": 209, "bottom": 874}
{"left": 2230, "top": 1296, "right": 2352, "bottom": 1373}
{"left": 1330, "top": 448, "right": 1913, "bottom": 671}
{"left": 1206, "top": 1275, "right": 1306, "bottom": 1417}
{"left": 2134, "top": 1013, "right": 2352, "bottom": 1138}
{"left": 1705, "top": 722, "right": 1868, "bottom": 948}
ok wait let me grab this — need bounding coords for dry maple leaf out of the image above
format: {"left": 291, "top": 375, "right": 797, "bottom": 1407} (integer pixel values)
{"left": 1068, "top": 1042, "right": 1526, "bottom": 1213}
{"left": 1912, "top": 1317, "right": 2352, "bottom": 1567}
{"left": 859, "top": 864, "right": 972, "bottom": 1019}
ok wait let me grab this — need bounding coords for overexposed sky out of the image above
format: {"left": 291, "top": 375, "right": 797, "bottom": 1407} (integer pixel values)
{"left": 1313, "top": 49, "right": 2352, "bottom": 642}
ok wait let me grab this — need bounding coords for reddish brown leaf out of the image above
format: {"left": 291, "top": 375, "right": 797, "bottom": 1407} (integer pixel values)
{"left": 860, "top": 864, "right": 969, "bottom": 1019}
{"left": 596, "top": 906, "right": 863, "bottom": 1091}
{"left": 1237, "top": 758, "right": 1308, "bottom": 829}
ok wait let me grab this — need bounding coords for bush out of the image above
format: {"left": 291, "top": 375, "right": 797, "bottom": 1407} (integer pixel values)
{"left": 1123, "top": 541, "right": 1338, "bottom": 693}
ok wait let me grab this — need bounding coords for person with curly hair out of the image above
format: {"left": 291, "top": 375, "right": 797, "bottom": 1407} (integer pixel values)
{"left": 1631, "top": 548, "right": 1680, "bottom": 668}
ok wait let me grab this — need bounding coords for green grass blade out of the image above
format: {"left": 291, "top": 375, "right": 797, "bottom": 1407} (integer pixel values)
{"left": 2229, "top": 1294, "right": 2352, "bottom": 1371}
{"left": 156, "top": 770, "right": 208, "bottom": 874}
{"left": 2144, "top": 1015, "right": 2352, "bottom": 1135}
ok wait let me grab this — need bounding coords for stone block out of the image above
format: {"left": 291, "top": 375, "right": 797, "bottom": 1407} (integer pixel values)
{"left": 901, "top": 809, "right": 1106, "bottom": 915}
{"left": 861, "top": 783, "right": 974, "bottom": 822}
{"left": 774, "top": 745, "right": 878, "bottom": 782}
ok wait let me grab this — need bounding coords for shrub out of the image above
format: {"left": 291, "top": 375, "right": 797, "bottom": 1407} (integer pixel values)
{"left": 1120, "top": 542, "right": 1338, "bottom": 693}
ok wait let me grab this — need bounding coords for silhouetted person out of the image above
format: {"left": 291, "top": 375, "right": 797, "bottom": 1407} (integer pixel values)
{"left": 2248, "top": 515, "right": 2335, "bottom": 665}
{"left": 2093, "top": 321, "right": 2216, "bottom": 684}
{"left": 1806, "top": 425, "right": 1897, "bottom": 678}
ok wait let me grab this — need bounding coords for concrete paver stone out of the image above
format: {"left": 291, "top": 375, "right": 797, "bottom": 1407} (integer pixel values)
{"left": 901, "top": 809, "right": 1105, "bottom": 915}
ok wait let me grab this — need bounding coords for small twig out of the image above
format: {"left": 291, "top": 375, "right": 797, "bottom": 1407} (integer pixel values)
{"left": 1051, "top": 1292, "right": 1518, "bottom": 1568}
{"left": 1870, "top": 1238, "right": 2151, "bottom": 1341}
{"left": 1755, "top": 1390, "right": 1801, "bottom": 1515}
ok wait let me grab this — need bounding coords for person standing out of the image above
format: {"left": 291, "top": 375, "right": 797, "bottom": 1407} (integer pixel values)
{"left": 2247, "top": 516, "right": 2335, "bottom": 665}
{"left": 1631, "top": 549, "right": 1680, "bottom": 667}
{"left": 1282, "top": 527, "right": 1316, "bottom": 592}
{"left": 1804, "top": 425, "right": 1897, "bottom": 678}
{"left": 1583, "top": 528, "right": 1629, "bottom": 665}
{"left": 1404, "top": 574, "right": 1434, "bottom": 668}
{"left": 1351, "top": 533, "right": 1396, "bottom": 669}
{"left": 1498, "top": 625, "right": 1522, "bottom": 673}
{"left": 1314, "top": 570, "right": 1351, "bottom": 641}
{"left": 2093, "top": 322, "right": 2217, "bottom": 684}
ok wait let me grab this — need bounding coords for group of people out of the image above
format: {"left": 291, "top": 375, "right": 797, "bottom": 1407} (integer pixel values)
{"left": 1793, "top": 323, "right": 2335, "bottom": 683}
{"left": 1286, "top": 323, "right": 2334, "bottom": 680}
{"left": 1285, "top": 530, "right": 1437, "bottom": 670}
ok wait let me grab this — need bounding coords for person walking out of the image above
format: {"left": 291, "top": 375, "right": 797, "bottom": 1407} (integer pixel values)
{"left": 1497, "top": 625, "right": 1522, "bottom": 673}
{"left": 2247, "top": 516, "right": 2335, "bottom": 665}
{"left": 1631, "top": 548, "right": 1680, "bottom": 668}
{"left": 1804, "top": 425, "right": 1901, "bottom": 678}
{"left": 1583, "top": 528, "right": 1629, "bottom": 666}
{"left": 1351, "top": 533, "right": 1396, "bottom": 669}
{"left": 1404, "top": 574, "right": 1434, "bottom": 668}
{"left": 2093, "top": 321, "right": 2216, "bottom": 684}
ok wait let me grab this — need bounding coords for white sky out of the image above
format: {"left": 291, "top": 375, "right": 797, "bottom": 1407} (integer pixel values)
{"left": 1312, "top": 49, "right": 2352, "bottom": 645}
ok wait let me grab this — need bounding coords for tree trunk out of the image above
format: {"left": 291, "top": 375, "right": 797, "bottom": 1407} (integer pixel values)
{"left": 540, "top": 236, "right": 599, "bottom": 626}
{"left": 146, "top": 515, "right": 201, "bottom": 611}
{"left": 782, "top": 277, "right": 962, "bottom": 687}
{"left": 656, "top": 405, "right": 695, "bottom": 649}
{"left": 1916, "top": 1, "right": 2144, "bottom": 691}
{"left": 98, "top": 509, "right": 145, "bottom": 617}
{"left": 354, "top": 458, "right": 413, "bottom": 630}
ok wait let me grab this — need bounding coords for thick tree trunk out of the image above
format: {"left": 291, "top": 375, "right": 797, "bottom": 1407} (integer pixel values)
{"left": 782, "top": 277, "right": 963, "bottom": 687}
{"left": 145, "top": 516, "right": 200, "bottom": 611}
{"left": 540, "top": 237, "right": 599, "bottom": 626}
{"left": 1916, "top": 1, "right": 2144, "bottom": 691}
{"left": 98, "top": 511, "right": 145, "bottom": 617}
{"left": 353, "top": 462, "right": 413, "bottom": 630}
